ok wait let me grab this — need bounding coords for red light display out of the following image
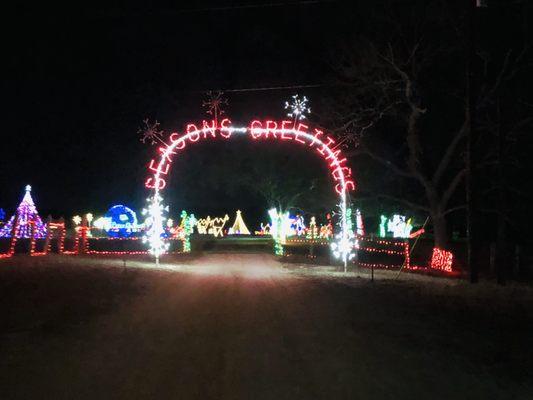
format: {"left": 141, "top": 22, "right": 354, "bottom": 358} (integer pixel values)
{"left": 145, "top": 119, "right": 356, "bottom": 197}
{"left": 430, "top": 247, "right": 453, "bottom": 272}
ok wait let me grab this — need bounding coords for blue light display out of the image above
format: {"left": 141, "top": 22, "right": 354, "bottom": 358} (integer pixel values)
{"left": 104, "top": 205, "right": 138, "bottom": 238}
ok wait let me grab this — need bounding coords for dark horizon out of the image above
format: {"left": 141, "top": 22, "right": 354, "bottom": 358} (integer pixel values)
{"left": 1, "top": 1, "right": 349, "bottom": 221}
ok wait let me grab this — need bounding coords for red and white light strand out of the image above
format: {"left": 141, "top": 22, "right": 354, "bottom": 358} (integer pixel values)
{"left": 144, "top": 118, "right": 356, "bottom": 266}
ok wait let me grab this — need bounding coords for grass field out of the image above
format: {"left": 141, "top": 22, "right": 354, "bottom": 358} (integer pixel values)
{"left": 1, "top": 254, "right": 532, "bottom": 399}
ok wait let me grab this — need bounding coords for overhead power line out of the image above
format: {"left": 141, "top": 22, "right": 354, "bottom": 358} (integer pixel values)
{"left": 216, "top": 83, "right": 326, "bottom": 93}
{"left": 173, "top": 1, "right": 337, "bottom": 13}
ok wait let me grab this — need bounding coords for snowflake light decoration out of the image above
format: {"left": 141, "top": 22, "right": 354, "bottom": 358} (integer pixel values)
{"left": 284, "top": 94, "right": 311, "bottom": 122}
{"left": 142, "top": 193, "right": 169, "bottom": 263}
{"left": 202, "top": 91, "right": 227, "bottom": 123}
{"left": 139, "top": 119, "right": 165, "bottom": 145}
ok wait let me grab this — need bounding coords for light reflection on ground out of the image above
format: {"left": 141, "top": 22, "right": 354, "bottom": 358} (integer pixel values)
{"left": 122, "top": 253, "right": 291, "bottom": 280}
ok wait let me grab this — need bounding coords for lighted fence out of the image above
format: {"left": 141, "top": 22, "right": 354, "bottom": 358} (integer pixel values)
{"left": 0, "top": 222, "right": 185, "bottom": 257}
{"left": 0, "top": 221, "right": 455, "bottom": 274}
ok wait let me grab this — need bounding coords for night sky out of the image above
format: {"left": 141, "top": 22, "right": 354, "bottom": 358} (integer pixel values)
{"left": 3, "top": 1, "right": 531, "bottom": 237}
{"left": 1, "top": 1, "right": 356, "bottom": 224}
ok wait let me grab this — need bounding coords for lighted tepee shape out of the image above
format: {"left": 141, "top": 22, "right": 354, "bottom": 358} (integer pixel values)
{"left": 0, "top": 185, "right": 47, "bottom": 238}
{"left": 228, "top": 210, "right": 251, "bottom": 235}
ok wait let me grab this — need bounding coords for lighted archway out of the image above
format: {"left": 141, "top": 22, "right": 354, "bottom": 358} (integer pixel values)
{"left": 144, "top": 118, "right": 356, "bottom": 267}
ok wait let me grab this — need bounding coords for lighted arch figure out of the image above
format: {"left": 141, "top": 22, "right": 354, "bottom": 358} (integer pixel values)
{"left": 144, "top": 118, "right": 356, "bottom": 267}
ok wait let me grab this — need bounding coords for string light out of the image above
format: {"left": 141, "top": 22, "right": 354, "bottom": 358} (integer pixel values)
{"left": 289, "top": 214, "right": 306, "bottom": 236}
{"left": 306, "top": 216, "right": 318, "bottom": 239}
{"left": 379, "top": 214, "right": 414, "bottom": 238}
{"left": 40, "top": 222, "right": 67, "bottom": 255}
{"left": 228, "top": 210, "right": 251, "bottom": 235}
{"left": 65, "top": 226, "right": 185, "bottom": 255}
{"left": 142, "top": 194, "right": 169, "bottom": 262}
{"left": 94, "top": 205, "right": 140, "bottom": 238}
{"left": 409, "top": 228, "right": 425, "bottom": 238}
{"left": 284, "top": 94, "right": 311, "bottom": 122}
{"left": 0, "top": 185, "right": 47, "bottom": 239}
{"left": 285, "top": 238, "right": 329, "bottom": 245}
{"left": 197, "top": 214, "right": 228, "bottom": 237}
{"left": 355, "top": 209, "right": 365, "bottom": 236}
{"left": 356, "top": 236, "right": 412, "bottom": 270}
{"left": 331, "top": 207, "right": 356, "bottom": 262}
{"left": 255, "top": 222, "right": 271, "bottom": 235}
{"left": 144, "top": 118, "right": 356, "bottom": 265}
{"left": 178, "top": 210, "right": 196, "bottom": 252}
{"left": 268, "top": 208, "right": 290, "bottom": 256}
{"left": 0, "top": 216, "right": 19, "bottom": 258}
{"left": 319, "top": 213, "right": 333, "bottom": 239}
{"left": 430, "top": 247, "right": 453, "bottom": 272}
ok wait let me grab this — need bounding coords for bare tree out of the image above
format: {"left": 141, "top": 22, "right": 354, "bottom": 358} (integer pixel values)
{"left": 326, "top": 1, "right": 531, "bottom": 252}
{"left": 476, "top": 44, "right": 533, "bottom": 283}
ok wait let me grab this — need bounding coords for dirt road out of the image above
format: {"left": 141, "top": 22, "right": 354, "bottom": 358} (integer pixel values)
{"left": 1, "top": 253, "right": 531, "bottom": 399}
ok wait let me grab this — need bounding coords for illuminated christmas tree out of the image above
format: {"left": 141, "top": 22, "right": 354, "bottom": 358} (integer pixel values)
{"left": 228, "top": 210, "right": 250, "bottom": 235}
{"left": 0, "top": 185, "right": 47, "bottom": 238}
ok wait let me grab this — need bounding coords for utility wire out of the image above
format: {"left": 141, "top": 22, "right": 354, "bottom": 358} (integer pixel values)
{"left": 172, "top": 1, "right": 337, "bottom": 13}
{"left": 209, "top": 83, "right": 326, "bottom": 93}
{"left": 194, "top": 82, "right": 360, "bottom": 94}
{"left": 93, "top": 1, "right": 337, "bottom": 18}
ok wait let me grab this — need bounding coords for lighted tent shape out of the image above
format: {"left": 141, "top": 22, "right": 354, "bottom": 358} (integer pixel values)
{"left": 228, "top": 210, "right": 250, "bottom": 235}
{"left": 0, "top": 185, "right": 47, "bottom": 238}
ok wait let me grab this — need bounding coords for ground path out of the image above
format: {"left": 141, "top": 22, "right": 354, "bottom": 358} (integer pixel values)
{"left": 0, "top": 253, "right": 532, "bottom": 399}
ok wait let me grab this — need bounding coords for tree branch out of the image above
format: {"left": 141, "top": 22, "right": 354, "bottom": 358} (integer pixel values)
{"left": 443, "top": 205, "right": 466, "bottom": 216}
{"left": 377, "top": 194, "right": 430, "bottom": 212}
{"left": 441, "top": 168, "right": 466, "bottom": 208}
{"left": 432, "top": 121, "right": 467, "bottom": 184}
{"left": 358, "top": 144, "right": 416, "bottom": 179}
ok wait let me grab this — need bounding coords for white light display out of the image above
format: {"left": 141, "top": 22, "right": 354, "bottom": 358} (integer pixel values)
{"left": 142, "top": 193, "right": 169, "bottom": 263}
{"left": 197, "top": 215, "right": 229, "bottom": 237}
{"left": 228, "top": 210, "right": 251, "bottom": 235}
{"left": 268, "top": 208, "right": 290, "bottom": 255}
{"left": 284, "top": 94, "right": 311, "bottom": 122}
{"left": 387, "top": 214, "right": 413, "bottom": 238}
{"left": 356, "top": 209, "right": 365, "bottom": 236}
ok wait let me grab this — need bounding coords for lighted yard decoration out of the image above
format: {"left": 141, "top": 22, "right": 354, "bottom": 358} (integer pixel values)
{"left": 379, "top": 214, "right": 413, "bottom": 239}
{"left": 142, "top": 116, "right": 356, "bottom": 268}
{"left": 430, "top": 247, "right": 453, "bottom": 272}
{"left": 306, "top": 216, "right": 318, "bottom": 239}
{"left": 355, "top": 209, "right": 365, "bottom": 236}
{"left": 93, "top": 205, "right": 139, "bottom": 238}
{"left": 177, "top": 210, "right": 196, "bottom": 252}
{"left": 228, "top": 210, "right": 251, "bottom": 235}
{"left": 319, "top": 213, "right": 334, "bottom": 239}
{"left": 290, "top": 214, "right": 306, "bottom": 236}
{"left": 268, "top": 208, "right": 289, "bottom": 256}
{"left": 0, "top": 185, "right": 46, "bottom": 239}
{"left": 197, "top": 214, "right": 229, "bottom": 237}
{"left": 255, "top": 223, "right": 271, "bottom": 235}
